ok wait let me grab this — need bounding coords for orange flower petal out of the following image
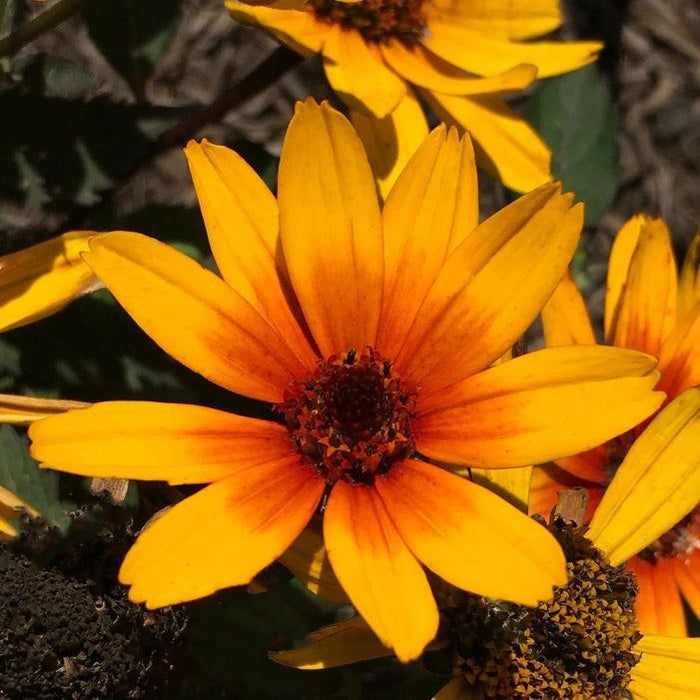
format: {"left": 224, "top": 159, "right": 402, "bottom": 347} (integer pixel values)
{"left": 350, "top": 86, "right": 429, "bottom": 200}
{"left": 433, "top": 676, "right": 482, "bottom": 700}
{"left": 323, "top": 26, "right": 406, "bottom": 118}
{"left": 0, "top": 231, "right": 102, "bottom": 333}
{"left": 415, "top": 346, "right": 662, "bottom": 468}
{"left": 395, "top": 186, "right": 582, "bottom": 393}
{"left": 84, "top": 232, "right": 304, "bottom": 402}
{"left": 675, "top": 551, "right": 700, "bottom": 620}
{"left": 627, "top": 556, "right": 687, "bottom": 637}
{"left": 376, "top": 459, "right": 567, "bottom": 605}
{"left": 555, "top": 447, "right": 609, "bottom": 484}
{"left": 29, "top": 401, "right": 294, "bottom": 484}
{"left": 225, "top": 3, "right": 330, "bottom": 56}
{"left": 429, "top": 0, "right": 563, "bottom": 40}
{"left": 120, "top": 457, "right": 323, "bottom": 607}
{"left": 424, "top": 20, "right": 601, "bottom": 79}
{"left": 184, "top": 139, "right": 317, "bottom": 370}
{"left": 323, "top": 481, "right": 438, "bottom": 662}
{"left": 423, "top": 90, "right": 551, "bottom": 193}
{"left": 278, "top": 100, "right": 384, "bottom": 357}
{"left": 609, "top": 217, "right": 677, "bottom": 357}
{"left": 381, "top": 40, "right": 536, "bottom": 96}
{"left": 377, "top": 125, "right": 477, "bottom": 358}
{"left": 541, "top": 270, "right": 596, "bottom": 347}
{"left": 658, "top": 302, "right": 700, "bottom": 399}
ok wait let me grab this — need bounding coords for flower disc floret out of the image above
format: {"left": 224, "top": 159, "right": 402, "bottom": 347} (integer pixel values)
{"left": 310, "top": 0, "right": 428, "bottom": 43}
{"left": 444, "top": 521, "right": 641, "bottom": 699}
{"left": 276, "top": 348, "right": 417, "bottom": 485}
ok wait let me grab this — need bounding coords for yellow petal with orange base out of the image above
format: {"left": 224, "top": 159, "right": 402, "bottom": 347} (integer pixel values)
{"left": 604, "top": 214, "right": 645, "bottom": 340}
{"left": 610, "top": 217, "right": 677, "bottom": 357}
{"left": 184, "top": 140, "right": 317, "bottom": 370}
{"left": 376, "top": 459, "right": 567, "bottom": 605}
{"left": 0, "top": 231, "right": 102, "bottom": 332}
{"left": 120, "top": 457, "right": 323, "bottom": 608}
{"left": 84, "top": 233, "right": 305, "bottom": 403}
{"left": 381, "top": 41, "right": 537, "bottom": 96}
{"left": 424, "top": 21, "right": 602, "bottom": 79}
{"left": 588, "top": 388, "right": 700, "bottom": 566}
{"left": 271, "top": 616, "right": 392, "bottom": 669}
{"left": 541, "top": 270, "right": 596, "bottom": 347}
{"left": 350, "top": 86, "right": 428, "bottom": 200}
{"left": 430, "top": 0, "right": 562, "bottom": 40}
{"left": 323, "top": 481, "right": 439, "bottom": 663}
{"left": 395, "top": 188, "right": 582, "bottom": 392}
{"left": 416, "top": 346, "right": 662, "bottom": 468}
{"left": 630, "top": 635, "right": 700, "bottom": 699}
{"left": 678, "top": 229, "right": 700, "bottom": 320}
{"left": 323, "top": 26, "right": 406, "bottom": 118}
{"left": 278, "top": 100, "right": 384, "bottom": 357}
{"left": 280, "top": 524, "right": 349, "bottom": 604}
{"left": 226, "top": 3, "right": 331, "bottom": 57}
{"left": 423, "top": 90, "right": 552, "bottom": 194}
{"left": 658, "top": 302, "right": 700, "bottom": 399}
{"left": 0, "top": 393, "right": 89, "bottom": 425}
{"left": 29, "top": 401, "right": 295, "bottom": 485}
{"left": 627, "top": 556, "right": 687, "bottom": 637}
{"left": 377, "top": 125, "right": 477, "bottom": 358}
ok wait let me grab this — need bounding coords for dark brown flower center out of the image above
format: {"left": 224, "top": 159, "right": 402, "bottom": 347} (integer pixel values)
{"left": 275, "top": 348, "right": 417, "bottom": 485}
{"left": 309, "top": 0, "right": 428, "bottom": 44}
{"left": 444, "top": 521, "right": 641, "bottom": 699}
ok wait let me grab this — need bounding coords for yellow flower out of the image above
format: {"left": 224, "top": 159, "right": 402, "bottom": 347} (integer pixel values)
{"left": 532, "top": 216, "right": 700, "bottom": 637}
{"left": 0, "top": 485, "right": 38, "bottom": 539}
{"left": 227, "top": 0, "right": 601, "bottom": 194}
{"left": 271, "top": 395, "right": 700, "bottom": 699}
{"left": 29, "top": 100, "right": 661, "bottom": 662}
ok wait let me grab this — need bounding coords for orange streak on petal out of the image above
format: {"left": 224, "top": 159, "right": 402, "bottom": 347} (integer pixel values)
{"left": 627, "top": 555, "right": 687, "bottom": 637}
{"left": 120, "top": 456, "right": 324, "bottom": 608}
{"left": 322, "top": 481, "right": 438, "bottom": 662}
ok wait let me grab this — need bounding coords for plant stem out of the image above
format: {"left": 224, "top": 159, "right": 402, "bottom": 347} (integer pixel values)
{"left": 0, "top": 0, "right": 90, "bottom": 58}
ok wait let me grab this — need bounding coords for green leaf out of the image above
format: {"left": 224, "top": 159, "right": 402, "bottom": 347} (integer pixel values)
{"left": 0, "top": 424, "right": 73, "bottom": 530}
{"left": 82, "top": 0, "right": 181, "bottom": 99}
{"left": 527, "top": 64, "right": 619, "bottom": 226}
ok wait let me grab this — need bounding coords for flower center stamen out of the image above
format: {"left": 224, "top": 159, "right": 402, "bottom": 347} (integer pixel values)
{"left": 276, "top": 348, "right": 417, "bottom": 485}
{"left": 444, "top": 521, "right": 641, "bottom": 699}
{"left": 309, "top": 0, "right": 428, "bottom": 44}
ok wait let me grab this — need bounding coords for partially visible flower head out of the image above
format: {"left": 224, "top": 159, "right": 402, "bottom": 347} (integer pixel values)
{"left": 534, "top": 216, "right": 700, "bottom": 637}
{"left": 228, "top": 0, "right": 602, "bottom": 194}
{"left": 29, "top": 100, "right": 663, "bottom": 662}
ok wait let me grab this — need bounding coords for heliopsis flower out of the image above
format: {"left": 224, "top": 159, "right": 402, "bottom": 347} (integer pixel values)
{"left": 29, "top": 100, "right": 662, "bottom": 661}
{"left": 532, "top": 215, "right": 700, "bottom": 636}
{"left": 271, "top": 399, "right": 700, "bottom": 698}
{"left": 227, "top": 0, "right": 601, "bottom": 195}
{"left": 0, "top": 485, "right": 38, "bottom": 538}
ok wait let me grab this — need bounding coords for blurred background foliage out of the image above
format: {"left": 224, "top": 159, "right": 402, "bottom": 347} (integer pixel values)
{"left": 0, "top": 0, "right": 698, "bottom": 696}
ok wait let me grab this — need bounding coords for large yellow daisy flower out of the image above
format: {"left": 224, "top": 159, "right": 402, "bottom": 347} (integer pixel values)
{"left": 227, "top": 0, "right": 601, "bottom": 194}
{"left": 29, "top": 100, "right": 661, "bottom": 661}
{"left": 532, "top": 216, "right": 700, "bottom": 637}
{"left": 271, "top": 392, "right": 700, "bottom": 698}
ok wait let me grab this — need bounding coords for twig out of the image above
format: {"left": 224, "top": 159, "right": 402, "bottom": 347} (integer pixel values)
{"left": 56, "top": 45, "right": 302, "bottom": 235}
{"left": 0, "top": 0, "right": 90, "bottom": 58}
